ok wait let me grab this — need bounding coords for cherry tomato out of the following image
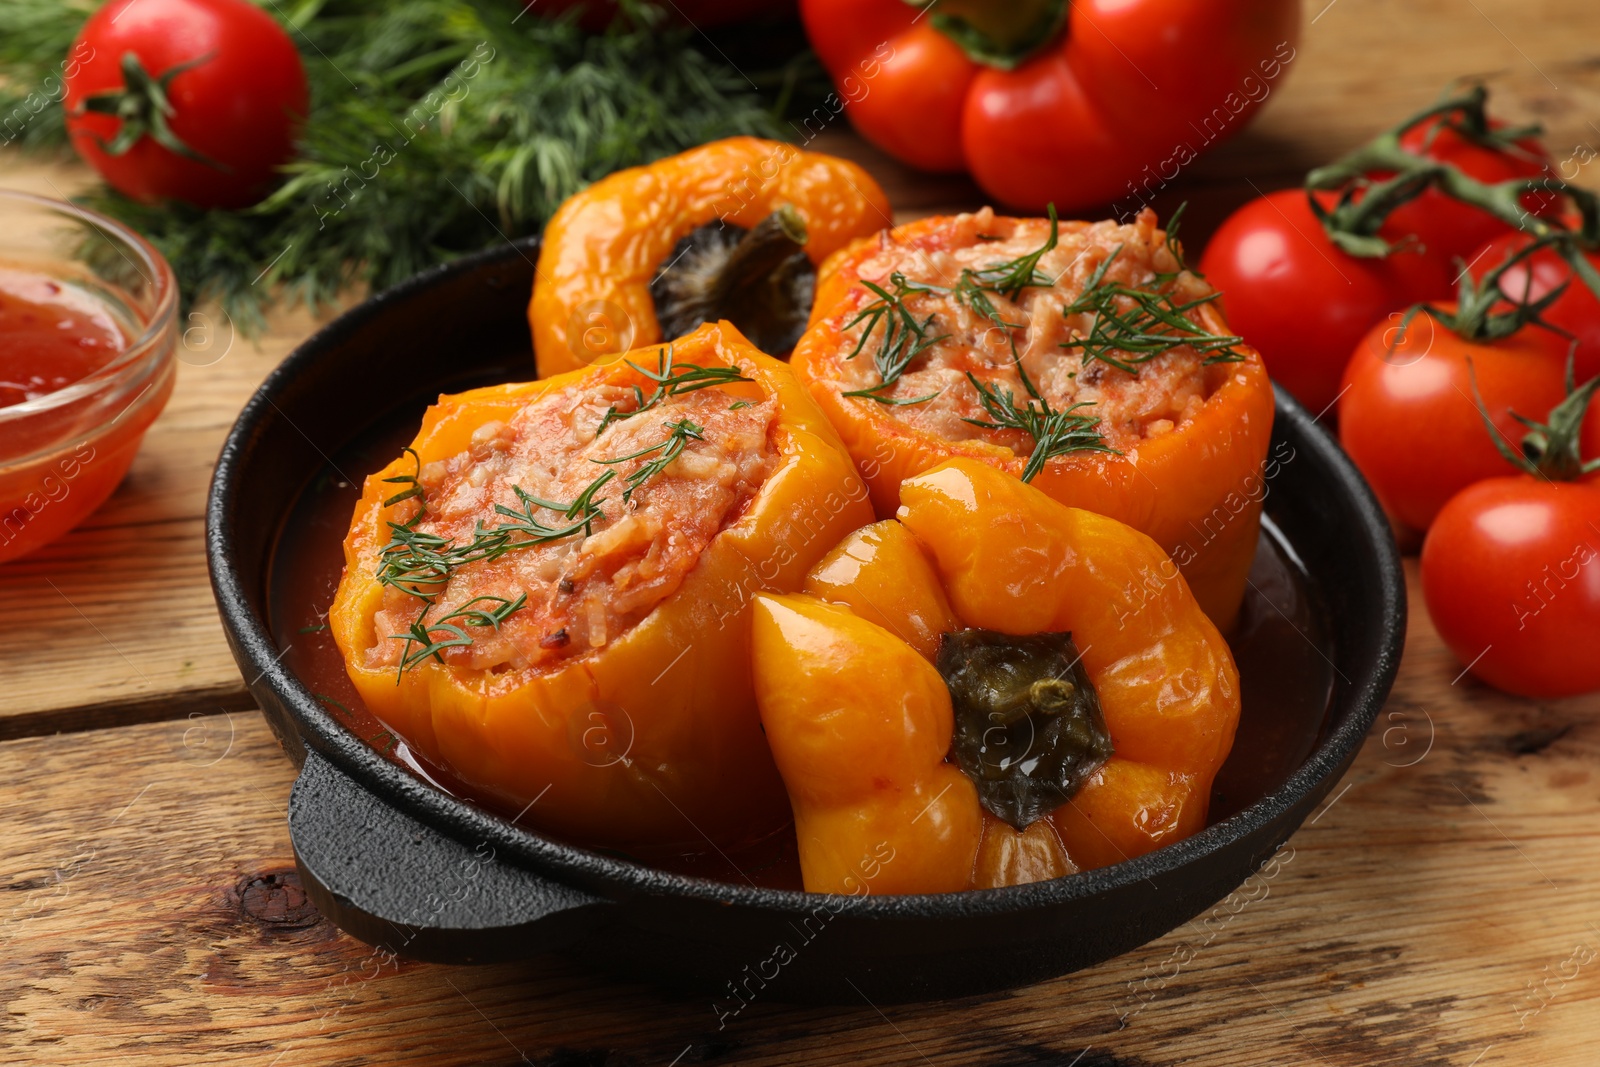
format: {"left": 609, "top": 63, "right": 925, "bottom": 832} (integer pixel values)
{"left": 1422, "top": 477, "right": 1600, "bottom": 698}
{"left": 1338, "top": 306, "right": 1570, "bottom": 533}
{"left": 63, "top": 0, "right": 308, "bottom": 209}
{"left": 1200, "top": 188, "right": 1454, "bottom": 416}
{"left": 1469, "top": 225, "right": 1600, "bottom": 385}
{"left": 1380, "top": 119, "right": 1552, "bottom": 275}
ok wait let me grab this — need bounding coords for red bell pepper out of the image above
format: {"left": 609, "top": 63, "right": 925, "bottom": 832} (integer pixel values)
{"left": 799, "top": 0, "right": 1300, "bottom": 212}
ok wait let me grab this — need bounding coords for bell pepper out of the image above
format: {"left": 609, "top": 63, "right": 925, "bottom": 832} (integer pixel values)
{"left": 792, "top": 209, "right": 1275, "bottom": 631}
{"left": 529, "top": 137, "right": 891, "bottom": 378}
{"left": 799, "top": 0, "right": 1300, "bottom": 212}
{"left": 330, "top": 321, "right": 873, "bottom": 851}
{"left": 752, "top": 460, "right": 1241, "bottom": 894}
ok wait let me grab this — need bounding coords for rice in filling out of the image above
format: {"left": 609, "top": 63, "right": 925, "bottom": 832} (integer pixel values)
{"left": 365, "top": 374, "right": 777, "bottom": 672}
{"left": 832, "top": 207, "right": 1232, "bottom": 455}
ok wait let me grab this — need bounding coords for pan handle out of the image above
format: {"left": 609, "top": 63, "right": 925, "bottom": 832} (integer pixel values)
{"left": 288, "top": 749, "right": 612, "bottom": 964}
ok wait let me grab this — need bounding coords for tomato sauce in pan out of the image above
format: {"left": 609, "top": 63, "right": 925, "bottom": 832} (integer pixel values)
{"left": 269, "top": 415, "right": 1335, "bottom": 890}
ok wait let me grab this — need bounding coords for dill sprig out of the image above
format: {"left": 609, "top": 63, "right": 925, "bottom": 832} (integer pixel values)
{"left": 0, "top": 0, "right": 796, "bottom": 333}
{"left": 596, "top": 345, "right": 752, "bottom": 435}
{"left": 843, "top": 210, "right": 1064, "bottom": 404}
{"left": 380, "top": 447, "right": 426, "bottom": 507}
{"left": 392, "top": 593, "right": 527, "bottom": 676}
{"left": 375, "top": 469, "right": 613, "bottom": 600}
{"left": 1059, "top": 248, "right": 1247, "bottom": 373}
{"left": 966, "top": 203, "right": 1061, "bottom": 299}
{"left": 840, "top": 277, "right": 947, "bottom": 405}
{"left": 963, "top": 372, "right": 1118, "bottom": 484}
{"left": 594, "top": 417, "right": 704, "bottom": 501}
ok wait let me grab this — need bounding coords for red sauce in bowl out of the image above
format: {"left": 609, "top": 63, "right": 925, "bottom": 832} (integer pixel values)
{"left": 0, "top": 268, "right": 128, "bottom": 410}
{"left": 0, "top": 191, "right": 177, "bottom": 565}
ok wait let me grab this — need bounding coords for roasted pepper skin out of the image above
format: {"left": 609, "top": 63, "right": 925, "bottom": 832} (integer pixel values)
{"left": 794, "top": 213, "right": 1275, "bottom": 631}
{"left": 530, "top": 137, "right": 891, "bottom": 378}
{"left": 754, "top": 459, "right": 1240, "bottom": 894}
{"left": 800, "top": 0, "right": 1299, "bottom": 212}
{"left": 330, "top": 322, "right": 873, "bottom": 851}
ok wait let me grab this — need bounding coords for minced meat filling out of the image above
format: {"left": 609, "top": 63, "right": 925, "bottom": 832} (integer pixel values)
{"left": 832, "top": 207, "right": 1232, "bottom": 455}
{"left": 366, "top": 373, "right": 777, "bottom": 672}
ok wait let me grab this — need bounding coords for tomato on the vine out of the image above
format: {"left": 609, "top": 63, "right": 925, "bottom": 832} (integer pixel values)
{"left": 1338, "top": 306, "right": 1570, "bottom": 533}
{"left": 62, "top": 0, "right": 308, "bottom": 209}
{"left": 1199, "top": 188, "right": 1452, "bottom": 416}
{"left": 1381, "top": 119, "right": 1552, "bottom": 274}
{"left": 1423, "top": 476, "right": 1600, "bottom": 699}
{"left": 1470, "top": 224, "right": 1600, "bottom": 384}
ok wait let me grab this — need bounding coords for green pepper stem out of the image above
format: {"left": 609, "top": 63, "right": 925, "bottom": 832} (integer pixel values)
{"left": 904, "top": 0, "right": 1067, "bottom": 70}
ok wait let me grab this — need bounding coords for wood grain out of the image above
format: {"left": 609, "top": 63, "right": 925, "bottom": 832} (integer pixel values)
{"left": 2, "top": 564, "right": 1598, "bottom": 1067}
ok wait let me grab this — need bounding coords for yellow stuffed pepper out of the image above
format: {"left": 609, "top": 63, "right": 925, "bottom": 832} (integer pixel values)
{"left": 530, "top": 137, "right": 891, "bottom": 376}
{"left": 330, "top": 321, "right": 873, "bottom": 851}
{"left": 751, "top": 460, "right": 1241, "bottom": 893}
{"left": 790, "top": 207, "right": 1274, "bottom": 631}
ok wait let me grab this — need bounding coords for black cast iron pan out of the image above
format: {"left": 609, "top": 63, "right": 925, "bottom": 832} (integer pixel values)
{"left": 206, "top": 236, "right": 1404, "bottom": 1005}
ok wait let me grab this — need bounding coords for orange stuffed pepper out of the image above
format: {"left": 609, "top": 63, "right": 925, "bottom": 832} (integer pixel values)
{"left": 530, "top": 137, "right": 891, "bottom": 376}
{"left": 330, "top": 322, "right": 872, "bottom": 851}
{"left": 751, "top": 460, "right": 1241, "bottom": 894}
{"left": 791, "top": 207, "right": 1274, "bottom": 630}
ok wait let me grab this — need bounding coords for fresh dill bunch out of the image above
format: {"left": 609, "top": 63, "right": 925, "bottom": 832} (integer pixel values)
{"left": 0, "top": 0, "right": 93, "bottom": 154}
{"left": 1, "top": 0, "right": 798, "bottom": 332}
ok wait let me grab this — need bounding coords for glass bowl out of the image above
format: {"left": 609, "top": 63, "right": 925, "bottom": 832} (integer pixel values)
{"left": 0, "top": 189, "right": 177, "bottom": 564}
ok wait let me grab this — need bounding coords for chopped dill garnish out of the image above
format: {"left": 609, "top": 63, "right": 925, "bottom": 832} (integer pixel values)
{"left": 312, "top": 692, "right": 353, "bottom": 718}
{"left": 391, "top": 594, "right": 527, "bottom": 677}
{"left": 966, "top": 204, "right": 1060, "bottom": 299}
{"left": 375, "top": 469, "right": 614, "bottom": 601}
{"left": 596, "top": 345, "right": 752, "bottom": 436}
{"left": 843, "top": 208, "right": 1064, "bottom": 404}
{"left": 593, "top": 418, "right": 705, "bottom": 501}
{"left": 1059, "top": 247, "right": 1247, "bottom": 373}
{"left": 841, "top": 277, "right": 947, "bottom": 405}
{"left": 380, "top": 447, "right": 426, "bottom": 508}
{"left": 963, "top": 373, "right": 1118, "bottom": 483}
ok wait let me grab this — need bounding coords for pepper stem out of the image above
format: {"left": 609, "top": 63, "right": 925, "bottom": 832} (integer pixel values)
{"left": 74, "top": 51, "right": 228, "bottom": 171}
{"left": 649, "top": 204, "right": 815, "bottom": 357}
{"left": 904, "top": 0, "right": 1067, "bottom": 70}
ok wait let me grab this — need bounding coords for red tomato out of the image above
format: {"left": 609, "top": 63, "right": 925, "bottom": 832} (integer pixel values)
{"left": 1469, "top": 226, "right": 1600, "bottom": 385}
{"left": 1380, "top": 119, "right": 1552, "bottom": 274}
{"left": 1199, "top": 188, "right": 1454, "bottom": 416}
{"left": 1338, "top": 306, "right": 1570, "bottom": 533}
{"left": 63, "top": 0, "right": 308, "bottom": 209}
{"left": 1422, "top": 477, "right": 1600, "bottom": 698}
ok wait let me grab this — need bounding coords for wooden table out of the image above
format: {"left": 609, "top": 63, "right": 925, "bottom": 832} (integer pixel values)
{"left": 5, "top": 1, "right": 1600, "bottom": 1062}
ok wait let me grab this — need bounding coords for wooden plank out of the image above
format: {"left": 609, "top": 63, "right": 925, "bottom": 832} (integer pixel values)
{"left": 2, "top": 0, "right": 1598, "bottom": 740}
{"left": 2, "top": 564, "right": 1598, "bottom": 1066}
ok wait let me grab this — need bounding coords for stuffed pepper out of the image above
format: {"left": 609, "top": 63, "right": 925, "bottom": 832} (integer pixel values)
{"left": 530, "top": 137, "right": 892, "bottom": 377}
{"left": 791, "top": 207, "right": 1274, "bottom": 630}
{"left": 751, "top": 459, "right": 1241, "bottom": 894}
{"left": 330, "top": 321, "right": 873, "bottom": 850}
